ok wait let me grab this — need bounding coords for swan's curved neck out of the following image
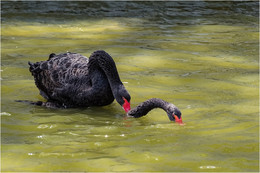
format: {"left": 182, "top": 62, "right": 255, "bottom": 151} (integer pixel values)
{"left": 127, "top": 98, "right": 170, "bottom": 118}
{"left": 88, "top": 51, "right": 129, "bottom": 106}
{"left": 89, "top": 50, "right": 122, "bottom": 86}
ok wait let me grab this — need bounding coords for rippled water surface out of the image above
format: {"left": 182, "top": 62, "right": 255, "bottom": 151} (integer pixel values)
{"left": 1, "top": 1, "right": 259, "bottom": 172}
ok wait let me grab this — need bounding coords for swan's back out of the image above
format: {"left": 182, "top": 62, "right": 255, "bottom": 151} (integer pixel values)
{"left": 44, "top": 52, "right": 89, "bottom": 83}
{"left": 29, "top": 52, "right": 90, "bottom": 100}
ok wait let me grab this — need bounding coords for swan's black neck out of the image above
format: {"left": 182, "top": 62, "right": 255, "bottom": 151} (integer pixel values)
{"left": 128, "top": 98, "right": 171, "bottom": 117}
{"left": 127, "top": 98, "right": 181, "bottom": 121}
{"left": 88, "top": 50, "right": 130, "bottom": 106}
{"left": 89, "top": 50, "right": 122, "bottom": 85}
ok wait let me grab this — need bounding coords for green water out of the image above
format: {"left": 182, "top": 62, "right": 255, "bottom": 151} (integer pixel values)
{"left": 1, "top": 1, "right": 259, "bottom": 172}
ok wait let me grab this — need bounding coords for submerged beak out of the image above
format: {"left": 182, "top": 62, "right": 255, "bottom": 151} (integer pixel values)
{"left": 123, "top": 97, "right": 131, "bottom": 113}
{"left": 173, "top": 114, "right": 184, "bottom": 125}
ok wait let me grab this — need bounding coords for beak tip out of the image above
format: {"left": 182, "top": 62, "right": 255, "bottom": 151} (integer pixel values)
{"left": 173, "top": 114, "right": 184, "bottom": 125}
{"left": 123, "top": 98, "right": 131, "bottom": 113}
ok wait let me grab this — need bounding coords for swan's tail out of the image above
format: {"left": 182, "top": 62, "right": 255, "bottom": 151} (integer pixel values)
{"left": 28, "top": 61, "right": 42, "bottom": 74}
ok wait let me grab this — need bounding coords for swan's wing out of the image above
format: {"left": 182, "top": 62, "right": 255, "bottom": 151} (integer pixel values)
{"left": 29, "top": 52, "right": 89, "bottom": 100}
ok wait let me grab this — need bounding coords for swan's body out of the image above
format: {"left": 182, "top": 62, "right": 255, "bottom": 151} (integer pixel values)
{"left": 28, "top": 50, "right": 131, "bottom": 111}
{"left": 127, "top": 98, "right": 183, "bottom": 124}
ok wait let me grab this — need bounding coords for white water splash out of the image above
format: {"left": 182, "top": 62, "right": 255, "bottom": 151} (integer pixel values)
{"left": 0, "top": 112, "right": 11, "bottom": 116}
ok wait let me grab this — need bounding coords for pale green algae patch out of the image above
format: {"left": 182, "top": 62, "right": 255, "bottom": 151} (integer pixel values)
{"left": 1, "top": 1, "right": 259, "bottom": 172}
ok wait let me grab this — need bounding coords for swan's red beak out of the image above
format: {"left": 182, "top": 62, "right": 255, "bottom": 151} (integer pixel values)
{"left": 174, "top": 114, "right": 184, "bottom": 125}
{"left": 123, "top": 98, "right": 131, "bottom": 113}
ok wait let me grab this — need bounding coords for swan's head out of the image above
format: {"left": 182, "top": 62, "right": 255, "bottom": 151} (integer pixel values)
{"left": 166, "top": 104, "right": 183, "bottom": 125}
{"left": 115, "top": 85, "right": 131, "bottom": 113}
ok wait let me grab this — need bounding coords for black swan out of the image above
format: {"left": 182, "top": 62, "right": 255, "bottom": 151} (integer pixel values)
{"left": 127, "top": 98, "right": 183, "bottom": 125}
{"left": 27, "top": 50, "right": 131, "bottom": 112}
